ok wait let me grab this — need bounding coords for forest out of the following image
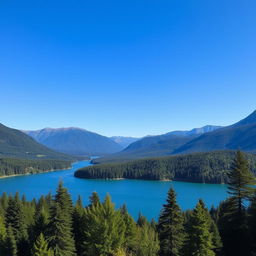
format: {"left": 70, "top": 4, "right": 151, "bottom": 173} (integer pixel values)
{"left": 0, "top": 158, "right": 71, "bottom": 177}
{"left": 75, "top": 150, "right": 256, "bottom": 183}
{"left": 0, "top": 150, "right": 256, "bottom": 255}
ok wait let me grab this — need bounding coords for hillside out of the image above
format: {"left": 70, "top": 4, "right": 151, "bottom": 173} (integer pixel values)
{"left": 75, "top": 151, "right": 256, "bottom": 184}
{"left": 174, "top": 110, "right": 256, "bottom": 154}
{"left": 0, "top": 124, "right": 75, "bottom": 160}
{"left": 24, "top": 127, "right": 123, "bottom": 156}
{"left": 0, "top": 157, "right": 71, "bottom": 177}
{"left": 93, "top": 125, "right": 221, "bottom": 164}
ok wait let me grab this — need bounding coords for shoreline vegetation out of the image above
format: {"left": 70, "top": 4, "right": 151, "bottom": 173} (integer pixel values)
{"left": 0, "top": 151, "right": 255, "bottom": 256}
{"left": 0, "top": 157, "right": 72, "bottom": 178}
{"left": 75, "top": 150, "right": 256, "bottom": 184}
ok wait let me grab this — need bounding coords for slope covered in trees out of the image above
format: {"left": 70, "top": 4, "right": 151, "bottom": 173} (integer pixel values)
{"left": 94, "top": 125, "right": 221, "bottom": 164}
{"left": 0, "top": 124, "right": 75, "bottom": 160}
{"left": 174, "top": 110, "right": 256, "bottom": 154}
{"left": 75, "top": 151, "right": 256, "bottom": 184}
{"left": 0, "top": 151, "right": 256, "bottom": 256}
{"left": 0, "top": 158, "right": 71, "bottom": 177}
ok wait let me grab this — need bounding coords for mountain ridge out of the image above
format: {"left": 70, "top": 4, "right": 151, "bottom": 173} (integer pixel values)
{"left": 24, "top": 127, "right": 123, "bottom": 156}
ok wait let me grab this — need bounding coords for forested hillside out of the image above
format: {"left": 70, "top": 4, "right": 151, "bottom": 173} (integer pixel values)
{"left": 75, "top": 151, "right": 256, "bottom": 183}
{"left": 0, "top": 158, "right": 71, "bottom": 177}
{"left": 93, "top": 125, "right": 221, "bottom": 164}
{"left": 0, "top": 124, "right": 74, "bottom": 160}
{"left": 174, "top": 110, "right": 256, "bottom": 154}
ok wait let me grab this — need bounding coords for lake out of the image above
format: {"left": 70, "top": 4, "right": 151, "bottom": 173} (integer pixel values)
{"left": 0, "top": 160, "right": 228, "bottom": 220}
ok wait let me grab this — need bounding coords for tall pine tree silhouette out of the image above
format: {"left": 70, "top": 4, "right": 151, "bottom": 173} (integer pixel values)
{"left": 158, "top": 188, "right": 184, "bottom": 256}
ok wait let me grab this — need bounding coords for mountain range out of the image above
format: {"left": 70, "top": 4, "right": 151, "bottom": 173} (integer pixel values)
{"left": 93, "top": 110, "right": 256, "bottom": 164}
{"left": 24, "top": 128, "right": 123, "bottom": 156}
{"left": 93, "top": 125, "right": 221, "bottom": 163}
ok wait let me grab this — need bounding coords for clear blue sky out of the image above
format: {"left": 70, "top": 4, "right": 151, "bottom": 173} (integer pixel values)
{"left": 0, "top": 0, "right": 255, "bottom": 137}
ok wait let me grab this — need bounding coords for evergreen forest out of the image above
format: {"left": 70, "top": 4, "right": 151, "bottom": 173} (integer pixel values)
{"left": 0, "top": 151, "right": 256, "bottom": 256}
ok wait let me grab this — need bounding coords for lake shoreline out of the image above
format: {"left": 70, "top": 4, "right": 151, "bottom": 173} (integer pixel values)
{"left": 0, "top": 166, "right": 73, "bottom": 179}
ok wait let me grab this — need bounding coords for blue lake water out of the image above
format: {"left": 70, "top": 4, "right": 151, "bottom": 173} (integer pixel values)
{"left": 0, "top": 160, "right": 228, "bottom": 220}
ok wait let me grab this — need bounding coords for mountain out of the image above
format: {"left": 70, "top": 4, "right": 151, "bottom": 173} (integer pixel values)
{"left": 0, "top": 123, "right": 74, "bottom": 160}
{"left": 167, "top": 125, "right": 222, "bottom": 137}
{"left": 110, "top": 136, "right": 139, "bottom": 148}
{"left": 24, "top": 127, "right": 123, "bottom": 156}
{"left": 93, "top": 125, "right": 221, "bottom": 164}
{"left": 174, "top": 110, "right": 256, "bottom": 154}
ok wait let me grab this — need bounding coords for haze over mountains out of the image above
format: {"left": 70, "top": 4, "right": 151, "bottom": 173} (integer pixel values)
{"left": 110, "top": 136, "right": 139, "bottom": 148}
{"left": 2, "top": 110, "right": 256, "bottom": 162}
{"left": 24, "top": 128, "right": 123, "bottom": 156}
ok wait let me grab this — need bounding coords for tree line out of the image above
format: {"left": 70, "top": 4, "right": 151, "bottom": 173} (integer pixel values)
{"left": 0, "top": 158, "right": 71, "bottom": 177}
{"left": 75, "top": 150, "right": 256, "bottom": 183}
{"left": 0, "top": 150, "right": 256, "bottom": 255}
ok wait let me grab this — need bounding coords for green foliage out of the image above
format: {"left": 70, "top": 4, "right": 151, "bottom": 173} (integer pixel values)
{"left": 47, "top": 182, "right": 76, "bottom": 256}
{"left": 158, "top": 188, "right": 185, "bottom": 256}
{"left": 218, "top": 151, "right": 256, "bottom": 256}
{"left": 4, "top": 225, "right": 17, "bottom": 256}
{"left": 75, "top": 151, "right": 256, "bottom": 184}
{"left": 184, "top": 200, "right": 215, "bottom": 256}
{"left": 0, "top": 157, "right": 71, "bottom": 177}
{"left": 227, "top": 150, "right": 256, "bottom": 213}
{"left": 33, "top": 233, "right": 54, "bottom": 256}
{"left": 83, "top": 194, "right": 126, "bottom": 256}
{"left": 136, "top": 223, "right": 159, "bottom": 256}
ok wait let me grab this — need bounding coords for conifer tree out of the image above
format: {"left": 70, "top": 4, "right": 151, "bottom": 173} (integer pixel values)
{"left": 0, "top": 215, "right": 7, "bottom": 255}
{"left": 33, "top": 206, "right": 49, "bottom": 241}
{"left": 73, "top": 196, "right": 85, "bottom": 256}
{"left": 89, "top": 191, "right": 100, "bottom": 207}
{"left": 5, "top": 194, "right": 29, "bottom": 255}
{"left": 4, "top": 225, "right": 17, "bottom": 256}
{"left": 158, "top": 188, "right": 184, "bottom": 256}
{"left": 218, "top": 151, "right": 256, "bottom": 256}
{"left": 83, "top": 194, "right": 126, "bottom": 255}
{"left": 228, "top": 150, "right": 256, "bottom": 214}
{"left": 33, "top": 233, "right": 54, "bottom": 256}
{"left": 136, "top": 222, "right": 160, "bottom": 256}
{"left": 184, "top": 200, "right": 215, "bottom": 256}
{"left": 47, "top": 182, "right": 76, "bottom": 256}
{"left": 137, "top": 212, "right": 147, "bottom": 227}
{"left": 120, "top": 204, "right": 137, "bottom": 253}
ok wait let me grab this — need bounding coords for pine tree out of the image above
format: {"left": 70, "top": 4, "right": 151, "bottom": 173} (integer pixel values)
{"left": 33, "top": 206, "right": 49, "bottom": 241}
{"left": 227, "top": 150, "right": 256, "bottom": 214}
{"left": 120, "top": 204, "right": 138, "bottom": 253}
{"left": 83, "top": 194, "right": 126, "bottom": 256}
{"left": 89, "top": 191, "right": 100, "bottom": 207}
{"left": 158, "top": 188, "right": 184, "bottom": 256}
{"left": 0, "top": 215, "right": 7, "bottom": 255}
{"left": 137, "top": 212, "right": 147, "bottom": 227}
{"left": 136, "top": 222, "right": 160, "bottom": 256}
{"left": 4, "top": 225, "right": 17, "bottom": 256}
{"left": 218, "top": 151, "right": 256, "bottom": 256}
{"left": 73, "top": 196, "right": 85, "bottom": 256}
{"left": 33, "top": 233, "right": 54, "bottom": 256}
{"left": 47, "top": 182, "right": 76, "bottom": 256}
{"left": 184, "top": 200, "right": 215, "bottom": 256}
{"left": 5, "top": 194, "right": 29, "bottom": 255}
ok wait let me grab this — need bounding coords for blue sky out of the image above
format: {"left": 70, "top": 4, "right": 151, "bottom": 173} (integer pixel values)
{"left": 0, "top": 0, "right": 255, "bottom": 137}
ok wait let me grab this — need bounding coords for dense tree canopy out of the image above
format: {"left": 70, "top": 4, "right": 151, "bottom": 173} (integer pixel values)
{"left": 75, "top": 151, "right": 256, "bottom": 184}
